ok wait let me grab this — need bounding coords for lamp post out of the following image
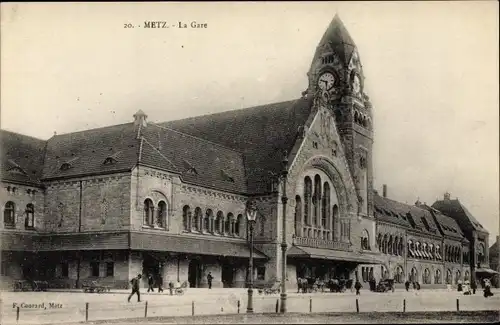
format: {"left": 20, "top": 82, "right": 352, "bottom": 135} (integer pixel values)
{"left": 245, "top": 200, "right": 258, "bottom": 314}
{"left": 280, "top": 151, "right": 289, "bottom": 313}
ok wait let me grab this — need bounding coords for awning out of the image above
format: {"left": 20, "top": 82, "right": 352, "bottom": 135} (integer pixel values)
{"left": 130, "top": 232, "right": 267, "bottom": 259}
{"left": 475, "top": 268, "right": 499, "bottom": 275}
{"left": 288, "top": 245, "right": 386, "bottom": 265}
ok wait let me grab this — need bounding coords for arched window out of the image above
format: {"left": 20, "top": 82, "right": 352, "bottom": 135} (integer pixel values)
{"left": 423, "top": 268, "right": 431, "bottom": 284}
{"left": 304, "top": 177, "right": 312, "bottom": 226}
{"left": 382, "top": 234, "right": 388, "bottom": 254}
{"left": 399, "top": 237, "right": 404, "bottom": 256}
{"left": 225, "top": 213, "right": 232, "bottom": 235}
{"left": 143, "top": 199, "right": 154, "bottom": 226}
{"left": 4, "top": 201, "right": 16, "bottom": 227}
{"left": 313, "top": 175, "right": 321, "bottom": 226}
{"left": 395, "top": 266, "right": 404, "bottom": 283}
{"left": 182, "top": 205, "right": 191, "bottom": 231}
{"left": 388, "top": 235, "right": 393, "bottom": 255}
{"left": 332, "top": 204, "right": 339, "bottom": 237}
{"left": 25, "top": 203, "right": 34, "bottom": 228}
{"left": 295, "top": 195, "right": 302, "bottom": 236}
{"left": 235, "top": 214, "right": 243, "bottom": 237}
{"left": 157, "top": 201, "right": 167, "bottom": 228}
{"left": 322, "top": 182, "right": 330, "bottom": 228}
{"left": 377, "top": 233, "right": 382, "bottom": 250}
{"left": 393, "top": 236, "right": 399, "bottom": 255}
{"left": 435, "top": 269, "right": 442, "bottom": 284}
{"left": 361, "top": 229, "right": 370, "bottom": 250}
{"left": 410, "top": 267, "right": 418, "bottom": 283}
{"left": 204, "top": 209, "right": 212, "bottom": 232}
{"left": 193, "top": 207, "right": 202, "bottom": 231}
{"left": 446, "top": 269, "right": 452, "bottom": 284}
{"left": 215, "top": 211, "right": 223, "bottom": 234}
{"left": 455, "top": 270, "right": 461, "bottom": 284}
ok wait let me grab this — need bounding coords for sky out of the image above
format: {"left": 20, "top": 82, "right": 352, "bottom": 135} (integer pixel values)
{"left": 1, "top": 2, "right": 499, "bottom": 240}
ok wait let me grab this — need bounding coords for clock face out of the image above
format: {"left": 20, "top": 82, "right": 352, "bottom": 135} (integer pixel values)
{"left": 318, "top": 72, "right": 335, "bottom": 91}
{"left": 352, "top": 75, "right": 361, "bottom": 94}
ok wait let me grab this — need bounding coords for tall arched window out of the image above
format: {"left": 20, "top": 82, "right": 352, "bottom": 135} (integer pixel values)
{"left": 393, "top": 236, "right": 399, "bottom": 255}
{"left": 382, "top": 234, "right": 388, "bottom": 254}
{"left": 214, "top": 211, "right": 223, "bottom": 234}
{"left": 435, "top": 269, "right": 442, "bottom": 284}
{"left": 304, "top": 177, "right": 312, "bottom": 226}
{"left": 157, "top": 201, "right": 167, "bottom": 228}
{"left": 182, "top": 205, "right": 191, "bottom": 231}
{"left": 377, "top": 233, "right": 382, "bottom": 250}
{"left": 322, "top": 182, "right": 330, "bottom": 229}
{"left": 332, "top": 204, "right": 339, "bottom": 238}
{"left": 398, "top": 237, "right": 403, "bottom": 256}
{"left": 235, "top": 214, "right": 243, "bottom": 237}
{"left": 4, "top": 201, "right": 16, "bottom": 227}
{"left": 410, "top": 267, "right": 418, "bottom": 283}
{"left": 361, "top": 229, "right": 370, "bottom": 250}
{"left": 395, "top": 266, "right": 404, "bottom": 283}
{"left": 295, "top": 195, "right": 302, "bottom": 236}
{"left": 446, "top": 269, "right": 452, "bottom": 284}
{"left": 204, "top": 209, "right": 212, "bottom": 232}
{"left": 143, "top": 199, "right": 154, "bottom": 226}
{"left": 388, "top": 235, "right": 393, "bottom": 255}
{"left": 25, "top": 204, "right": 34, "bottom": 228}
{"left": 455, "top": 270, "right": 461, "bottom": 284}
{"left": 193, "top": 207, "right": 202, "bottom": 231}
{"left": 224, "top": 213, "right": 232, "bottom": 235}
{"left": 313, "top": 175, "right": 321, "bottom": 226}
{"left": 423, "top": 268, "right": 431, "bottom": 284}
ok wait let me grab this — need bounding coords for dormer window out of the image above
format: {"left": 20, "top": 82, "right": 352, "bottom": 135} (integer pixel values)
{"left": 103, "top": 157, "right": 116, "bottom": 165}
{"left": 221, "top": 170, "right": 234, "bottom": 183}
{"left": 60, "top": 163, "right": 72, "bottom": 170}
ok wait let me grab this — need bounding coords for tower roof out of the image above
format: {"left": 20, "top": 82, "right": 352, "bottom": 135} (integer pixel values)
{"left": 315, "top": 14, "right": 357, "bottom": 66}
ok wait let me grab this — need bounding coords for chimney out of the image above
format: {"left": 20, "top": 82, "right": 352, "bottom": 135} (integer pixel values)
{"left": 382, "top": 184, "right": 387, "bottom": 198}
{"left": 133, "top": 110, "right": 148, "bottom": 127}
{"left": 444, "top": 192, "right": 451, "bottom": 201}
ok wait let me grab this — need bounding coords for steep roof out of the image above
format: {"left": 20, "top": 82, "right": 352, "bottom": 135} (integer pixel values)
{"left": 0, "top": 130, "right": 46, "bottom": 186}
{"left": 141, "top": 123, "right": 247, "bottom": 193}
{"left": 314, "top": 14, "right": 357, "bottom": 66}
{"left": 42, "top": 123, "right": 140, "bottom": 180}
{"left": 162, "top": 97, "right": 313, "bottom": 194}
{"left": 373, "top": 193, "right": 441, "bottom": 237}
{"left": 421, "top": 204, "right": 468, "bottom": 242}
{"left": 432, "top": 199, "right": 488, "bottom": 234}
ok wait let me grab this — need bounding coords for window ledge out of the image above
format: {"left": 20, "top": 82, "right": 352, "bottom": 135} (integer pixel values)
{"left": 4, "top": 224, "right": 16, "bottom": 229}
{"left": 142, "top": 225, "right": 166, "bottom": 231}
{"left": 25, "top": 226, "right": 36, "bottom": 231}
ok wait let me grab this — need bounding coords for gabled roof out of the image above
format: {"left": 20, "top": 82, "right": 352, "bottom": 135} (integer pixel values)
{"left": 420, "top": 204, "right": 468, "bottom": 242}
{"left": 373, "top": 192, "right": 441, "bottom": 237}
{"left": 432, "top": 198, "right": 488, "bottom": 234}
{"left": 0, "top": 130, "right": 46, "bottom": 186}
{"left": 314, "top": 14, "right": 357, "bottom": 67}
{"left": 162, "top": 97, "right": 313, "bottom": 194}
{"left": 140, "top": 123, "right": 247, "bottom": 193}
{"left": 42, "top": 123, "right": 140, "bottom": 179}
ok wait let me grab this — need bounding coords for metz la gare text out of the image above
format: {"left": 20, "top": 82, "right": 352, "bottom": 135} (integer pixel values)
{"left": 143, "top": 21, "right": 208, "bottom": 29}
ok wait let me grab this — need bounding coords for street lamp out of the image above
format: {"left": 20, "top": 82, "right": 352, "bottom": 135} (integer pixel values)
{"left": 279, "top": 151, "right": 289, "bottom": 313}
{"left": 245, "top": 199, "right": 258, "bottom": 314}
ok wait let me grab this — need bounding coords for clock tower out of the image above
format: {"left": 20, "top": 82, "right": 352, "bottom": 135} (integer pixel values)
{"left": 307, "top": 14, "right": 375, "bottom": 218}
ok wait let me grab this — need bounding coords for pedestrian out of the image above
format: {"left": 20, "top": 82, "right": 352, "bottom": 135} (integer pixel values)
{"left": 207, "top": 272, "right": 213, "bottom": 289}
{"left": 354, "top": 280, "right": 362, "bottom": 295}
{"left": 157, "top": 274, "right": 164, "bottom": 293}
{"left": 404, "top": 280, "right": 410, "bottom": 292}
{"left": 483, "top": 279, "right": 494, "bottom": 298}
{"left": 128, "top": 274, "right": 142, "bottom": 303}
{"left": 147, "top": 274, "right": 155, "bottom": 293}
{"left": 471, "top": 280, "right": 477, "bottom": 294}
{"left": 416, "top": 282, "right": 421, "bottom": 290}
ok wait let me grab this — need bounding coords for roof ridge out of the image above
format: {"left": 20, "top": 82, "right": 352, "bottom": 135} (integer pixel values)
{"left": 0, "top": 129, "right": 47, "bottom": 142}
{"left": 149, "top": 122, "right": 243, "bottom": 154}
{"left": 51, "top": 122, "right": 134, "bottom": 137}
{"left": 141, "top": 137, "right": 178, "bottom": 170}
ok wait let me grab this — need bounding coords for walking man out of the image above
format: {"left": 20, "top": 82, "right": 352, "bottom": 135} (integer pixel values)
{"left": 207, "top": 272, "right": 213, "bottom": 289}
{"left": 157, "top": 274, "right": 164, "bottom": 293}
{"left": 354, "top": 280, "right": 362, "bottom": 295}
{"left": 147, "top": 274, "right": 155, "bottom": 292}
{"left": 404, "top": 280, "right": 410, "bottom": 292}
{"left": 128, "top": 274, "right": 142, "bottom": 302}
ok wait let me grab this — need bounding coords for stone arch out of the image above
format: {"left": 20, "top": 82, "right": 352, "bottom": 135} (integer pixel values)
{"left": 291, "top": 156, "right": 357, "bottom": 219}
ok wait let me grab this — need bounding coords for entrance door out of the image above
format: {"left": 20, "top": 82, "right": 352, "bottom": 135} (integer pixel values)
{"left": 188, "top": 259, "right": 200, "bottom": 288}
{"left": 221, "top": 263, "right": 234, "bottom": 288}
